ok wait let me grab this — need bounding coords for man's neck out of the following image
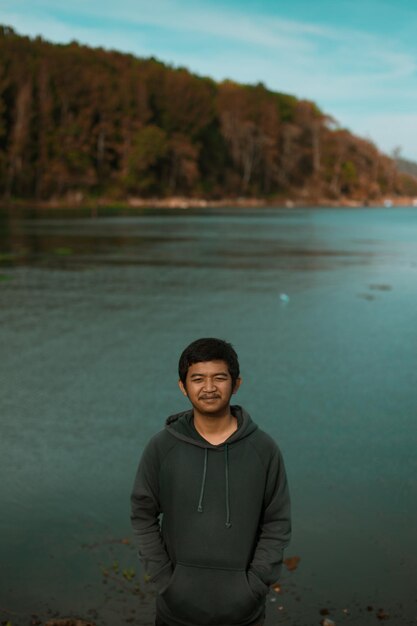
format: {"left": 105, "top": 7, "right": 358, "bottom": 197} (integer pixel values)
{"left": 193, "top": 408, "right": 238, "bottom": 445}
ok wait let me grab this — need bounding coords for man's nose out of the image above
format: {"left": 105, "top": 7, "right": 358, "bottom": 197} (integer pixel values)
{"left": 203, "top": 378, "right": 216, "bottom": 391}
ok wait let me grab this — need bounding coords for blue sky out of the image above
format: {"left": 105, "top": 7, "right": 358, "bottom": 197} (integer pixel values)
{"left": 2, "top": 0, "right": 417, "bottom": 161}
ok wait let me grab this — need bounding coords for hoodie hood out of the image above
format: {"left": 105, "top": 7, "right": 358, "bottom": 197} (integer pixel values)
{"left": 165, "top": 404, "right": 258, "bottom": 448}
{"left": 164, "top": 405, "right": 258, "bottom": 529}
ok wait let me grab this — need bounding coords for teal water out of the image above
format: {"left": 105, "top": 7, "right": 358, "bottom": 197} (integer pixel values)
{"left": 0, "top": 207, "right": 416, "bottom": 625}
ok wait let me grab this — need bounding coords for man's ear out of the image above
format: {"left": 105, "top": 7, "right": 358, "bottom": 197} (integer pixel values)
{"left": 178, "top": 379, "right": 188, "bottom": 397}
{"left": 232, "top": 377, "right": 242, "bottom": 394}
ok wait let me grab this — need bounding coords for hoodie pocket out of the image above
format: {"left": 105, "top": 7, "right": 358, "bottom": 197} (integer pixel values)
{"left": 160, "top": 563, "right": 260, "bottom": 625}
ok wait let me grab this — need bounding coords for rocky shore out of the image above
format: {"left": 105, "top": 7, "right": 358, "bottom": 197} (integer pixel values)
{"left": 2, "top": 194, "right": 417, "bottom": 212}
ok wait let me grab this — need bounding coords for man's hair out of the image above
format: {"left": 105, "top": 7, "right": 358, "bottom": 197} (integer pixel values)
{"left": 178, "top": 338, "right": 240, "bottom": 387}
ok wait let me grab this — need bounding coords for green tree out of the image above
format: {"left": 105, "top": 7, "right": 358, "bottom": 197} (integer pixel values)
{"left": 126, "top": 125, "right": 168, "bottom": 193}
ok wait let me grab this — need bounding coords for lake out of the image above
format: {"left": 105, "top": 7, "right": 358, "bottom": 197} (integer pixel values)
{"left": 0, "top": 206, "right": 416, "bottom": 626}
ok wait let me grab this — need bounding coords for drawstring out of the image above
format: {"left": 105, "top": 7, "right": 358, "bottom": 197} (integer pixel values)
{"left": 224, "top": 444, "right": 232, "bottom": 528}
{"left": 197, "top": 448, "right": 208, "bottom": 513}
{"left": 197, "top": 445, "right": 232, "bottom": 529}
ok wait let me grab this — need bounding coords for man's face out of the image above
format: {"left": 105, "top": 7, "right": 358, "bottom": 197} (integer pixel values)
{"left": 178, "top": 360, "right": 241, "bottom": 416}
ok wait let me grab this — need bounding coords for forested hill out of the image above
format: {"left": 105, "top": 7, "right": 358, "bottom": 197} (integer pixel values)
{"left": 1, "top": 25, "right": 416, "bottom": 204}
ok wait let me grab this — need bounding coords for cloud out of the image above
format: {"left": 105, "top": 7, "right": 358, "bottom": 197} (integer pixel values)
{"left": 2, "top": 0, "right": 317, "bottom": 54}
{"left": 6, "top": 0, "right": 416, "bottom": 91}
{"left": 337, "top": 111, "right": 417, "bottom": 161}
{"left": 4, "top": 0, "right": 416, "bottom": 84}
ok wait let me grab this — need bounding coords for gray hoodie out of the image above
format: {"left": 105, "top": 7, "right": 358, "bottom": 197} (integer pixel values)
{"left": 130, "top": 405, "right": 291, "bottom": 626}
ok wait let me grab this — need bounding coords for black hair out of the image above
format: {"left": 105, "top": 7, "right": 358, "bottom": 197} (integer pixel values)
{"left": 178, "top": 338, "right": 240, "bottom": 387}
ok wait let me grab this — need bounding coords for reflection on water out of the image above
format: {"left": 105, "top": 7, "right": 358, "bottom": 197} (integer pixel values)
{"left": 0, "top": 206, "right": 416, "bottom": 626}
{"left": 0, "top": 206, "right": 394, "bottom": 272}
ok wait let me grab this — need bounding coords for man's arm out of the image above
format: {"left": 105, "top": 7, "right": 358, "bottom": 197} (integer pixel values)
{"left": 248, "top": 445, "right": 291, "bottom": 598}
{"left": 130, "top": 437, "right": 173, "bottom": 592}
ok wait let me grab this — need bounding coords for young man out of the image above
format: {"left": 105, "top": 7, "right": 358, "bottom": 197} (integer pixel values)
{"left": 130, "top": 338, "right": 291, "bottom": 626}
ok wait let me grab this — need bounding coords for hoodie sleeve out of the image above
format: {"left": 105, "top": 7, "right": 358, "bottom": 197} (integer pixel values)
{"left": 130, "top": 436, "right": 173, "bottom": 592}
{"left": 248, "top": 444, "right": 291, "bottom": 597}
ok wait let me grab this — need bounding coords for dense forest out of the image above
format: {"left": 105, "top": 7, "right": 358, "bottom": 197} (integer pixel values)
{"left": 1, "top": 25, "right": 417, "bottom": 204}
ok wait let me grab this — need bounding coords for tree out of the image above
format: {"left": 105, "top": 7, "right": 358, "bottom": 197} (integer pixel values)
{"left": 0, "top": 25, "right": 409, "bottom": 202}
{"left": 127, "top": 125, "right": 168, "bottom": 194}
{"left": 217, "top": 82, "right": 280, "bottom": 194}
{"left": 167, "top": 133, "right": 200, "bottom": 193}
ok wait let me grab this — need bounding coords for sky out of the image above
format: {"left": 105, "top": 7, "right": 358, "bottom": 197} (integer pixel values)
{"left": 2, "top": 0, "right": 417, "bottom": 161}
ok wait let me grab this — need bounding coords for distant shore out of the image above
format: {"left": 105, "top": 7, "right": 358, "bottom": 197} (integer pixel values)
{"left": 1, "top": 194, "right": 417, "bottom": 212}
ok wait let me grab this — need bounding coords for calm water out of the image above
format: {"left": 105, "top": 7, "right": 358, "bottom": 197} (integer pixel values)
{"left": 0, "top": 206, "right": 416, "bottom": 626}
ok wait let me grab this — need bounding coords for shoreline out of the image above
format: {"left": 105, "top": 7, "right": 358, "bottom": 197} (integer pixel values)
{"left": 1, "top": 194, "right": 417, "bottom": 212}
